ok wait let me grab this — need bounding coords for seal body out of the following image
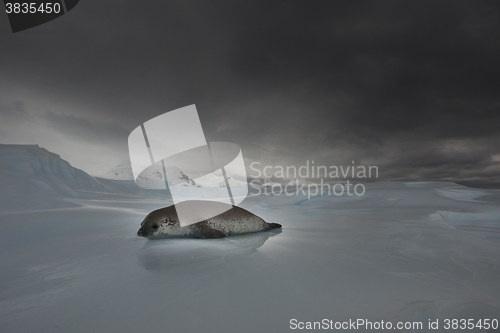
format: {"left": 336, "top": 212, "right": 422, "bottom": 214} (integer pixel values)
{"left": 137, "top": 202, "right": 281, "bottom": 239}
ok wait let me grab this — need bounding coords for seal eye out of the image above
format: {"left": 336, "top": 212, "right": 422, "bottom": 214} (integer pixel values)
{"left": 152, "top": 224, "right": 159, "bottom": 230}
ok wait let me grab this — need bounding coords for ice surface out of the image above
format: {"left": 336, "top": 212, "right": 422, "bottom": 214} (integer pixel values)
{"left": 0, "top": 145, "right": 499, "bottom": 332}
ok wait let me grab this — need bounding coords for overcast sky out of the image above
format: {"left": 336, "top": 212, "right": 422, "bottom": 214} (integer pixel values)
{"left": 1, "top": 1, "right": 499, "bottom": 186}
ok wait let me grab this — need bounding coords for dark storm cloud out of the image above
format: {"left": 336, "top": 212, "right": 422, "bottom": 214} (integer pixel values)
{"left": 0, "top": 0, "right": 499, "bottom": 185}
{"left": 39, "top": 111, "right": 128, "bottom": 145}
{"left": 0, "top": 100, "right": 37, "bottom": 140}
{"left": 0, "top": 99, "right": 127, "bottom": 145}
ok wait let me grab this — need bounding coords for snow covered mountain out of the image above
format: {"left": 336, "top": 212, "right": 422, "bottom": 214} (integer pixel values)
{"left": 98, "top": 159, "right": 183, "bottom": 183}
{"left": 98, "top": 159, "right": 135, "bottom": 180}
{"left": 100, "top": 159, "right": 248, "bottom": 189}
{"left": 0, "top": 144, "right": 108, "bottom": 212}
{"left": 0, "top": 144, "right": 247, "bottom": 213}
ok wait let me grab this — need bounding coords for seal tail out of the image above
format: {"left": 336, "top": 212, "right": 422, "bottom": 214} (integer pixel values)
{"left": 268, "top": 222, "right": 282, "bottom": 230}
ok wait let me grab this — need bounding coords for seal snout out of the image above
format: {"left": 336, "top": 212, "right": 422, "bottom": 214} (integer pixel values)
{"left": 137, "top": 228, "right": 146, "bottom": 237}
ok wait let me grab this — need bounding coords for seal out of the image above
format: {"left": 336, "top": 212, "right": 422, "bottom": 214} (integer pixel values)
{"left": 137, "top": 202, "right": 281, "bottom": 239}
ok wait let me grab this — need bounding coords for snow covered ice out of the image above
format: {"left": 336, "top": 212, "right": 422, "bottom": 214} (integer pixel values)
{"left": 0, "top": 145, "right": 499, "bottom": 332}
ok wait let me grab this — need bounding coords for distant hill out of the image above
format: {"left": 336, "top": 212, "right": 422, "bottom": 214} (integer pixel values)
{"left": 0, "top": 144, "right": 109, "bottom": 212}
{"left": 0, "top": 144, "right": 252, "bottom": 213}
{"left": 98, "top": 159, "right": 135, "bottom": 180}
{"left": 99, "top": 159, "right": 248, "bottom": 189}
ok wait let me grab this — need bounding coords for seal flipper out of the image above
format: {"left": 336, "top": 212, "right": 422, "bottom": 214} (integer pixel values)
{"left": 267, "top": 222, "right": 282, "bottom": 230}
{"left": 199, "top": 228, "right": 227, "bottom": 239}
{"left": 192, "top": 221, "right": 228, "bottom": 239}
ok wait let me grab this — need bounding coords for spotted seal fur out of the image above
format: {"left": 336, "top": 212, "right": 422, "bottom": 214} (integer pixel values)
{"left": 137, "top": 202, "right": 281, "bottom": 239}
